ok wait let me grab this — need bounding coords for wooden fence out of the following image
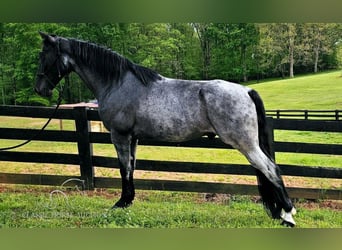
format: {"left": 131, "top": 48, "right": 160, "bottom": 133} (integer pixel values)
{"left": 266, "top": 109, "right": 342, "bottom": 120}
{"left": 0, "top": 105, "right": 341, "bottom": 200}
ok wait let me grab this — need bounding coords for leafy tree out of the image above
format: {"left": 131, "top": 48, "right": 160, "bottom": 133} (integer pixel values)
{"left": 337, "top": 39, "right": 342, "bottom": 74}
{"left": 1, "top": 23, "right": 40, "bottom": 105}
{"left": 206, "top": 23, "right": 259, "bottom": 82}
{"left": 192, "top": 23, "right": 211, "bottom": 79}
{"left": 297, "top": 23, "right": 340, "bottom": 73}
{"left": 260, "top": 23, "right": 297, "bottom": 78}
{"left": 168, "top": 23, "right": 202, "bottom": 79}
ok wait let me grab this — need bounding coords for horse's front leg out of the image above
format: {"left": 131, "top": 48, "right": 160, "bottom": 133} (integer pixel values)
{"left": 111, "top": 132, "right": 137, "bottom": 208}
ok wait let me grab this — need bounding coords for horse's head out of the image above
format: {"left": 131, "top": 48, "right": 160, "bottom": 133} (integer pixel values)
{"left": 35, "top": 32, "right": 72, "bottom": 97}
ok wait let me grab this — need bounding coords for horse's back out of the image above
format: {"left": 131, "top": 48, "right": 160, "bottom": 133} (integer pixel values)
{"left": 147, "top": 77, "right": 255, "bottom": 124}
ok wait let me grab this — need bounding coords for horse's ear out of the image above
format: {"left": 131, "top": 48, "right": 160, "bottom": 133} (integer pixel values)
{"left": 39, "top": 31, "right": 48, "bottom": 39}
{"left": 39, "top": 31, "right": 56, "bottom": 44}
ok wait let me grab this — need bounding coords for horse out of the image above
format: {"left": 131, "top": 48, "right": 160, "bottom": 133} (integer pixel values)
{"left": 35, "top": 32, "right": 296, "bottom": 227}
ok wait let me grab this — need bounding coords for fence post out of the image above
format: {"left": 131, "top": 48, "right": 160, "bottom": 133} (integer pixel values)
{"left": 304, "top": 110, "right": 308, "bottom": 120}
{"left": 73, "top": 107, "right": 94, "bottom": 190}
{"left": 266, "top": 117, "right": 276, "bottom": 161}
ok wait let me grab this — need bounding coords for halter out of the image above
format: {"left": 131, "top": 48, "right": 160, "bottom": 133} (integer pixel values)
{"left": 36, "top": 38, "right": 64, "bottom": 89}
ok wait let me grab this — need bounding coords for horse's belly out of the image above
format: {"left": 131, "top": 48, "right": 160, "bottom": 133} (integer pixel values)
{"left": 135, "top": 127, "right": 213, "bottom": 142}
{"left": 134, "top": 111, "right": 214, "bottom": 142}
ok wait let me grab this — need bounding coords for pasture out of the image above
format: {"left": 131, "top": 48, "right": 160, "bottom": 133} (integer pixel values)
{"left": 0, "top": 71, "right": 341, "bottom": 228}
{"left": 0, "top": 186, "right": 341, "bottom": 228}
{"left": 250, "top": 71, "right": 342, "bottom": 110}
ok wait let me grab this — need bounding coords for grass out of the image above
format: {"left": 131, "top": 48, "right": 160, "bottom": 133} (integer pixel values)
{"left": 0, "top": 187, "right": 341, "bottom": 228}
{"left": 249, "top": 71, "right": 342, "bottom": 110}
{"left": 0, "top": 71, "right": 341, "bottom": 228}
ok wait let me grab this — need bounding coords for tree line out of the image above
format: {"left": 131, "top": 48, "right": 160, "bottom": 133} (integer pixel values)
{"left": 0, "top": 23, "right": 341, "bottom": 106}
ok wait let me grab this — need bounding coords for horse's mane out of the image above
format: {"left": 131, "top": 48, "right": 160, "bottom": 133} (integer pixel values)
{"left": 68, "top": 38, "right": 161, "bottom": 85}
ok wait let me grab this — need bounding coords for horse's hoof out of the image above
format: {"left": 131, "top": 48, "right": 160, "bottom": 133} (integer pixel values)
{"left": 111, "top": 200, "right": 132, "bottom": 209}
{"left": 281, "top": 220, "right": 295, "bottom": 228}
{"left": 280, "top": 208, "right": 296, "bottom": 227}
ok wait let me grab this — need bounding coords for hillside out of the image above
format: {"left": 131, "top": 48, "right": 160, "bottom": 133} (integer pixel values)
{"left": 249, "top": 71, "right": 342, "bottom": 110}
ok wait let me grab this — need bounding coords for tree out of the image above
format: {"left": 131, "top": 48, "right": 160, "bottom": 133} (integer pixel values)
{"left": 288, "top": 24, "right": 296, "bottom": 78}
{"left": 195, "top": 23, "right": 259, "bottom": 82}
{"left": 262, "top": 23, "right": 297, "bottom": 78}
{"left": 300, "top": 23, "right": 340, "bottom": 73}
{"left": 0, "top": 23, "right": 6, "bottom": 104}
{"left": 337, "top": 42, "right": 342, "bottom": 75}
{"left": 192, "top": 23, "right": 211, "bottom": 79}
{"left": 168, "top": 23, "right": 202, "bottom": 79}
{"left": 222, "top": 23, "right": 259, "bottom": 82}
{"left": 1, "top": 24, "right": 39, "bottom": 105}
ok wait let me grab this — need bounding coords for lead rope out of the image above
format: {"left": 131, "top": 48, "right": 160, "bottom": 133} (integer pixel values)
{"left": 0, "top": 76, "right": 68, "bottom": 151}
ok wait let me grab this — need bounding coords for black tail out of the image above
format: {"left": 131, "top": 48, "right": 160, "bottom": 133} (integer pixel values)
{"left": 248, "top": 89, "right": 287, "bottom": 219}
{"left": 247, "top": 89, "right": 272, "bottom": 159}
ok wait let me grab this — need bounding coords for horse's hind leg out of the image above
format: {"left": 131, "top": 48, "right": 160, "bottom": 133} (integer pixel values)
{"left": 201, "top": 87, "right": 295, "bottom": 226}
{"left": 236, "top": 144, "right": 296, "bottom": 226}
{"left": 210, "top": 119, "right": 296, "bottom": 225}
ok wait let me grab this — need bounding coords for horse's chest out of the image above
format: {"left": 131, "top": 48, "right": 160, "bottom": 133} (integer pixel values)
{"left": 98, "top": 104, "right": 136, "bottom": 133}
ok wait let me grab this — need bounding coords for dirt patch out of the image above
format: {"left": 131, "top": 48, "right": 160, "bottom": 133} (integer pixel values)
{"left": 295, "top": 199, "right": 342, "bottom": 211}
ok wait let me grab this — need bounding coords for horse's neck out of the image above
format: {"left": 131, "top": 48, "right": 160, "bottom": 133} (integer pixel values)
{"left": 71, "top": 59, "right": 111, "bottom": 100}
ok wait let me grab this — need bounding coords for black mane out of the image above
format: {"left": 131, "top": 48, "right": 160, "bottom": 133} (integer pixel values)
{"left": 68, "top": 38, "right": 161, "bottom": 85}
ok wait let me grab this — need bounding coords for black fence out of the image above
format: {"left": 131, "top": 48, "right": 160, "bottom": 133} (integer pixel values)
{"left": 0, "top": 106, "right": 341, "bottom": 200}
{"left": 267, "top": 109, "right": 342, "bottom": 120}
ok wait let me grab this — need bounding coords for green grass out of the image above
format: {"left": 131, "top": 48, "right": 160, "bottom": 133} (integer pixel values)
{"left": 249, "top": 71, "right": 342, "bottom": 110}
{"left": 0, "top": 188, "right": 341, "bottom": 228}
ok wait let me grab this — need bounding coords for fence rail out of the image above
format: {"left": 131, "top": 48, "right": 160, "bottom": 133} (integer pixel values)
{"left": 0, "top": 105, "right": 341, "bottom": 200}
{"left": 267, "top": 109, "right": 342, "bottom": 120}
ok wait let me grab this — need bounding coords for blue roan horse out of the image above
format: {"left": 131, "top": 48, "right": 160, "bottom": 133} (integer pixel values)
{"left": 35, "top": 32, "right": 296, "bottom": 227}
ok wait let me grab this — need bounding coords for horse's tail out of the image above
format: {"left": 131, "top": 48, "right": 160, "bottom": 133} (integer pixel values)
{"left": 248, "top": 89, "right": 272, "bottom": 159}
{"left": 248, "top": 89, "right": 283, "bottom": 219}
